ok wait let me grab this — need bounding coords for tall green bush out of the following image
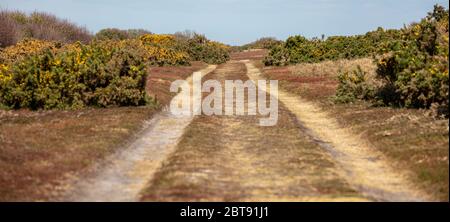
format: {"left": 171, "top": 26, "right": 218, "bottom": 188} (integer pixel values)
{"left": 334, "top": 5, "right": 449, "bottom": 117}
{"left": 375, "top": 5, "right": 449, "bottom": 114}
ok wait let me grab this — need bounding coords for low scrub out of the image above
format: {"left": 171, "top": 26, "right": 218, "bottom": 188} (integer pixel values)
{"left": 0, "top": 38, "right": 60, "bottom": 64}
{"left": 334, "top": 66, "right": 377, "bottom": 104}
{"left": 334, "top": 5, "right": 449, "bottom": 117}
{"left": 140, "top": 34, "right": 190, "bottom": 66}
{"left": 0, "top": 39, "right": 150, "bottom": 109}
{"left": 174, "top": 32, "right": 230, "bottom": 64}
{"left": 264, "top": 29, "right": 401, "bottom": 66}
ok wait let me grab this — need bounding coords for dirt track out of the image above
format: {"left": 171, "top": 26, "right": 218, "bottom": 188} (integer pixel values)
{"left": 140, "top": 61, "right": 364, "bottom": 201}
{"left": 65, "top": 59, "right": 429, "bottom": 202}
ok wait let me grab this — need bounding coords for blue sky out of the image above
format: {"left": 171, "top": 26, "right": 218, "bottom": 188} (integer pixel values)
{"left": 0, "top": 0, "right": 448, "bottom": 45}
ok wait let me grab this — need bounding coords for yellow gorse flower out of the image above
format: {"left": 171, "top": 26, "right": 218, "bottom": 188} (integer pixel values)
{"left": 0, "top": 63, "right": 12, "bottom": 84}
{"left": 140, "top": 34, "right": 176, "bottom": 47}
{"left": 0, "top": 39, "right": 59, "bottom": 64}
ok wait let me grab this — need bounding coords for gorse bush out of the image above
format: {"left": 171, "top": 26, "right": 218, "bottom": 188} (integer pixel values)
{"left": 334, "top": 5, "right": 449, "bottom": 117}
{"left": 264, "top": 28, "right": 402, "bottom": 66}
{"left": 0, "top": 33, "right": 231, "bottom": 110}
{"left": 0, "top": 10, "right": 92, "bottom": 47}
{"left": 0, "top": 39, "right": 61, "bottom": 64}
{"left": 376, "top": 5, "right": 449, "bottom": 114}
{"left": 334, "top": 66, "right": 377, "bottom": 104}
{"left": 174, "top": 32, "right": 230, "bottom": 64}
{"left": 186, "top": 35, "right": 230, "bottom": 64}
{"left": 0, "top": 10, "right": 232, "bottom": 111}
{"left": 0, "top": 39, "right": 149, "bottom": 109}
{"left": 140, "top": 34, "right": 191, "bottom": 66}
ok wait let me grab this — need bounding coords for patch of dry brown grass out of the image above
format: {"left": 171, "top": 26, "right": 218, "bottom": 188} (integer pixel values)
{"left": 230, "top": 49, "right": 268, "bottom": 61}
{"left": 0, "top": 107, "right": 156, "bottom": 201}
{"left": 288, "top": 58, "right": 376, "bottom": 78}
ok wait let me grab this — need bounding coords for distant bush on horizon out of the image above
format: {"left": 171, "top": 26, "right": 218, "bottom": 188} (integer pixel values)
{"left": 264, "top": 28, "right": 402, "bottom": 66}
{"left": 174, "top": 31, "right": 230, "bottom": 64}
{"left": 240, "top": 37, "right": 283, "bottom": 51}
{"left": 0, "top": 10, "right": 92, "bottom": 47}
{"left": 95, "top": 28, "right": 152, "bottom": 40}
{"left": 96, "top": 30, "right": 230, "bottom": 64}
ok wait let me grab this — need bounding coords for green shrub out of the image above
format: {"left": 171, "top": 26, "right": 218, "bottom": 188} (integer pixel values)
{"left": 334, "top": 66, "right": 376, "bottom": 103}
{"left": 95, "top": 28, "right": 130, "bottom": 41}
{"left": 375, "top": 5, "right": 448, "bottom": 114}
{"left": 175, "top": 33, "right": 230, "bottom": 64}
{"left": 264, "top": 28, "right": 402, "bottom": 66}
{"left": 0, "top": 40, "right": 150, "bottom": 109}
{"left": 334, "top": 5, "right": 449, "bottom": 117}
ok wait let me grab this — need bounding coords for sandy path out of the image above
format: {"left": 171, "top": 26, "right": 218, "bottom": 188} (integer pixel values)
{"left": 63, "top": 65, "right": 216, "bottom": 201}
{"left": 140, "top": 61, "right": 366, "bottom": 201}
{"left": 65, "top": 59, "right": 428, "bottom": 202}
{"left": 244, "top": 60, "right": 429, "bottom": 201}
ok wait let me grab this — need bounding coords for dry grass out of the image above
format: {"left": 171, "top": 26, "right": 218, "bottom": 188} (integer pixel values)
{"left": 262, "top": 58, "right": 449, "bottom": 201}
{"left": 0, "top": 107, "right": 156, "bottom": 201}
{"left": 0, "top": 63, "right": 207, "bottom": 201}
{"left": 259, "top": 58, "right": 378, "bottom": 101}
{"left": 289, "top": 58, "right": 376, "bottom": 78}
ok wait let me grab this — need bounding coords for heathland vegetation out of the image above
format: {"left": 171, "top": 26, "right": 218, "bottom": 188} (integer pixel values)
{"left": 0, "top": 3, "right": 448, "bottom": 202}
{"left": 263, "top": 5, "right": 449, "bottom": 117}
{"left": 0, "top": 10, "right": 230, "bottom": 110}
